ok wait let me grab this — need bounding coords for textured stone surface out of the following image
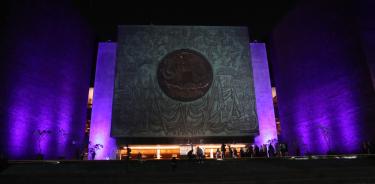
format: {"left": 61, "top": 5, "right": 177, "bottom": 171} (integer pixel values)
{"left": 112, "top": 26, "right": 258, "bottom": 138}
{"left": 270, "top": 0, "right": 375, "bottom": 154}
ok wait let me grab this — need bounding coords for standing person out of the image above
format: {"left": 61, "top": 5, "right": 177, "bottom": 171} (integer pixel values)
{"left": 171, "top": 156, "right": 177, "bottom": 171}
{"left": 268, "top": 144, "right": 275, "bottom": 158}
{"left": 196, "top": 146, "right": 204, "bottom": 164}
{"left": 228, "top": 146, "right": 233, "bottom": 158}
{"left": 276, "top": 143, "right": 281, "bottom": 157}
{"left": 137, "top": 152, "right": 143, "bottom": 162}
{"left": 240, "top": 148, "right": 245, "bottom": 158}
{"left": 216, "top": 148, "right": 221, "bottom": 159}
{"left": 254, "top": 145, "right": 260, "bottom": 157}
{"left": 247, "top": 145, "right": 254, "bottom": 157}
{"left": 362, "top": 141, "right": 369, "bottom": 154}
{"left": 221, "top": 143, "right": 226, "bottom": 159}
{"left": 283, "top": 143, "right": 289, "bottom": 156}
{"left": 187, "top": 149, "right": 194, "bottom": 160}
{"left": 258, "top": 145, "right": 264, "bottom": 157}
{"left": 125, "top": 144, "right": 132, "bottom": 172}
{"left": 126, "top": 145, "right": 132, "bottom": 160}
{"left": 261, "top": 144, "right": 267, "bottom": 157}
{"left": 249, "top": 145, "right": 254, "bottom": 157}
{"left": 228, "top": 145, "right": 233, "bottom": 158}
{"left": 233, "top": 148, "right": 238, "bottom": 159}
{"left": 367, "top": 141, "right": 374, "bottom": 154}
{"left": 91, "top": 150, "right": 96, "bottom": 160}
{"left": 280, "top": 143, "right": 286, "bottom": 156}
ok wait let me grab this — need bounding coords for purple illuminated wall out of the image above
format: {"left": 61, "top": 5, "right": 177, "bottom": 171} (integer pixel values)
{"left": 270, "top": 0, "right": 375, "bottom": 154}
{"left": 0, "top": 1, "right": 94, "bottom": 159}
{"left": 250, "top": 43, "right": 278, "bottom": 145}
{"left": 89, "top": 43, "right": 117, "bottom": 160}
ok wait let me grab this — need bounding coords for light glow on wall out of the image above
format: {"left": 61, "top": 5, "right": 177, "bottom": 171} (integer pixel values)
{"left": 88, "top": 42, "right": 117, "bottom": 160}
{"left": 250, "top": 43, "right": 278, "bottom": 145}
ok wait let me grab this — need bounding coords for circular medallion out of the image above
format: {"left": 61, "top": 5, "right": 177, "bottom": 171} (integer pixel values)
{"left": 157, "top": 49, "right": 213, "bottom": 102}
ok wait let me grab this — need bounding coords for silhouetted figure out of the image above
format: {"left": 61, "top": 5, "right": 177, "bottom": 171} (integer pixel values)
{"left": 171, "top": 157, "right": 177, "bottom": 171}
{"left": 280, "top": 143, "right": 288, "bottom": 156}
{"left": 137, "top": 152, "right": 142, "bottom": 162}
{"left": 221, "top": 143, "right": 226, "bottom": 159}
{"left": 233, "top": 148, "right": 238, "bottom": 158}
{"left": 126, "top": 145, "right": 132, "bottom": 160}
{"left": 247, "top": 145, "right": 254, "bottom": 157}
{"left": 196, "top": 146, "right": 204, "bottom": 164}
{"left": 283, "top": 143, "right": 289, "bottom": 156}
{"left": 80, "top": 151, "right": 85, "bottom": 160}
{"left": 368, "top": 141, "right": 374, "bottom": 154}
{"left": 240, "top": 148, "right": 245, "bottom": 158}
{"left": 262, "top": 144, "right": 268, "bottom": 157}
{"left": 91, "top": 151, "right": 96, "bottom": 160}
{"left": 258, "top": 145, "right": 265, "bottom": 157}
{"left": 361, "top": 141, "right": 368, "bottom": 154}
{"left": 362, "top": 141, "right": 374, "bottom": 154}
{"left": 276, "top": 143, "right": 281, "bottom": 157}
{"left": 254, "top": 145, "right": 260, "bottom": 157}
{"left": 187, "top": 149, "right": 194, "bottom": 160}
{"left": 216, "top": 148, "right": 221, "bottom": 159}
{"left": 228, "top": 146, "right": 233, "bottom": 158}
{"left": 268, "top": 144, "right": 275, "bottom": 158}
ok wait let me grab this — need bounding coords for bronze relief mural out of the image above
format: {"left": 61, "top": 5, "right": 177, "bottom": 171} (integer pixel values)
{"left": 112, "top": 26, "right": 258, "bottom": 138}
{"left": 157, "top": 49, "right": 213, "bottom": 102}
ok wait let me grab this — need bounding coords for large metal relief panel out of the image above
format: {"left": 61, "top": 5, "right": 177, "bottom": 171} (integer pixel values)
{"left": 111, "top": 26, "right": 258, "bottom": 137}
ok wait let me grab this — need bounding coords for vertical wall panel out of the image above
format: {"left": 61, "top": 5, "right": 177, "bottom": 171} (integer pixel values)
{"left": 89, "top": 43, "right": 117, "bottom": 160}
{"left": 250, "top": 43, "right": 278, "bottom": 145}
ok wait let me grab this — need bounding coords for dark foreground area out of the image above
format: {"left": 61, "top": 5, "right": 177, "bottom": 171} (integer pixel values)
{"left": 1, "top": 156, "right": 375, "bottom": 184}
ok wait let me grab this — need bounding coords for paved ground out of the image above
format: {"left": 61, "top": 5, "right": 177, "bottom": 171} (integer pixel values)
{"left": 1, "top": 156, "right": 375, "bottom": 184}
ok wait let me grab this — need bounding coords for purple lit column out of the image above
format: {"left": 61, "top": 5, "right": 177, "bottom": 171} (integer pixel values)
{"left": 89, "top": 43, "right": 117, "bottom": 160}
{"left": 250, "top": 43, "right": 278, "bottom": 145}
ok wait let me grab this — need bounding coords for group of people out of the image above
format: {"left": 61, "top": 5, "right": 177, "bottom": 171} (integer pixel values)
{"left": 217, "top": 143, "right": 289, "bottom": 159}
{"left": 361, "top": 141, "right": 374, "bottom": 154}
{"left": 125, "top": 140, "right": 374, "bottom": 164}
{"left": 184, "top": 143, "right": 289, "bottom": 161}
{"left": 187, "top": 146, "right": 205, "bottom": 163}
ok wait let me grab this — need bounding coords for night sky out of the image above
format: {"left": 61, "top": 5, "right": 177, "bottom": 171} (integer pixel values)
{"left": 0, "top": 0, "right": 299, "bottom": 86}
{"left": 73, "top": 0, "right": 299, "bottom": 85}
{"left": 73, "top": 0, "right": 299, "bottom": 42}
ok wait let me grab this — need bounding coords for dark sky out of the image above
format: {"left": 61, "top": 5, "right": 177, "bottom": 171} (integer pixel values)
{"left": 74, "top": 0, "right": 299, "bottom": 42}
{"left": 0, "top": 0, "right": 299, "bottom": 86}
{"left": 72, "top": 0, "right": 299, "bottom": 86}
{"left": 0, "top": 0, "right": 299, "bottom": 44}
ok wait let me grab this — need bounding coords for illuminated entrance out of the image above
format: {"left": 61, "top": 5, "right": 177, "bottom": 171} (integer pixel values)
{"left": 118, "top": 144, "right": 247, "bottom": 160}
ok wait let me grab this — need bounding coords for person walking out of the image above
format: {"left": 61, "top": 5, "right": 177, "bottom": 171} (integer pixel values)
{"left": 221, "top": 143, "right": 226, "bottom": 159}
